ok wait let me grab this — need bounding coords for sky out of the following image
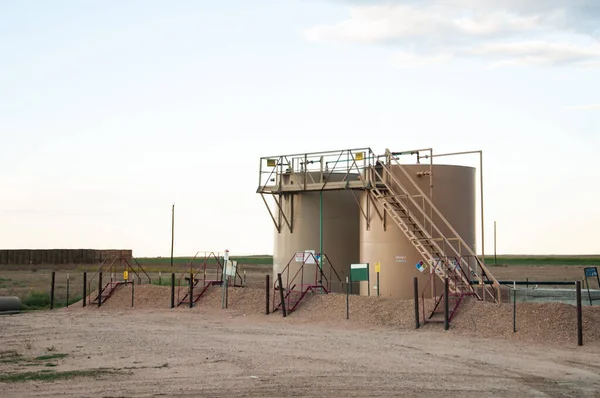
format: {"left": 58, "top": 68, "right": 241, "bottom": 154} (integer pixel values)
{"left": 0, "top": 0, "right": 598, "bottom": 256}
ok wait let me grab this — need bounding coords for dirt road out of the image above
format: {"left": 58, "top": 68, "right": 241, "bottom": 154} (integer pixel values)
{"left": 1, "top": 307, "right": 600, "bottom": 397}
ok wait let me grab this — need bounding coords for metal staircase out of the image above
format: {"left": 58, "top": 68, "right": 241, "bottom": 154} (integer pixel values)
{"left": 367, "top": 150, "right": 499, "bottom": 300}
{"left": 91, "top": 281, "right": 128, "bottom": 305}
{"left": 176, "top": 251, "right": 244, "bottom": 307}
{"left": 273, "top": 252, "right": 343, "bottom": 314}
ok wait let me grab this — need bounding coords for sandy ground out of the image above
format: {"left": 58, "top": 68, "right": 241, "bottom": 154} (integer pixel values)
{"left": 1, "top": 286, "right": 600, "bottom": 397}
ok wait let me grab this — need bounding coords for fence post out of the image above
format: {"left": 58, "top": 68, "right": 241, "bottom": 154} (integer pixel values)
{"left": 277, "top": 273, "right": 286, "bottom": 318}
{"left": 413, "top": 277, "right": 419, "bottom": 329}
{"left": 513, "top": 289, "right": 517, "bottom": 333}
{"left": 98, "top": 272, "right": 103, "bottom": 308}
{"left": 66, "top": 274, "right": 70, "bottom": 308}
{"left": 265, "top": 275, "right": 270, "bottom": 315}
{"left": 444, "top": 277, "right": 449, "bottom": 331}
{"left": 189, "top": 272, "right": 193, "bottom": 309}
{"left": 171, "top": 273, "right": 175, "bottom": 308}
{"left": 83, "top": 272, "right": 87, "bottom": 308}
{"left": 576, "top": 281, "right": 583, "bottom": 346}
{"left": 131, "top": 279, "right": 135, "bottom": 307}
{"left": 50, "top": 271, "right": 55, "bottom": 310}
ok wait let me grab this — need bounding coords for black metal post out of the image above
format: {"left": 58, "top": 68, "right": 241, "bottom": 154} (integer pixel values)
{"left": 367, "top": 266, "right": 371, "bottom": 297}
{"left": 82, "top": 272, "right": 87, "bottom": 308}
{"left": 131, "top": 279, "right": 135, "bottom": 307}
{"left": 189, "top": 272, "right": 193, "bottom": 309}
{"left": 576, "top": 281, "right": 583, "bottom": 346}
{"left": 98, "top": 272, "right": 103, "bottom": 308}
{"left": 444, "top": 277, "right": 449, "bottom": 331}
{"left": 413, "top": 277, "right": 419, "bottom": 329}
{"left": 50, "top": 271, "right": 55, "bottom": 310}
{"left": 265, "top": 275, "right": 270, "bottom": 315}
{"left": 346, "top": 277, "right": 349, "bottom": 320}
{"left": 277, "top": 273, "right": 286, "bottom": 318}
{"left": 377, "top": 272, "right": 380, "bottom": 297}
{"left": 171, "top": 273, "right": 175, "bottom": 308}
{"left": 66, "top": 275, "right": 70, "bottom": 308}
{"left": 513, "top": 289, "right": 516, "bottom": 333}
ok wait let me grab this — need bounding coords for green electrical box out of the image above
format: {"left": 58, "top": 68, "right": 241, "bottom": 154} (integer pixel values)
{"left": 350, "top": 263, "right": 369, "bottom": 282}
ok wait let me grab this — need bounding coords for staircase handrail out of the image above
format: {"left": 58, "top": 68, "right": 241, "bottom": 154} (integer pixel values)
{"left": 375, "top": 149, "right": 499, "bottom": 300}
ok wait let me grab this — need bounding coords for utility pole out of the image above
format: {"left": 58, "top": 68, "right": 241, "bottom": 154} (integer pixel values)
{"left": 494, "top": 221, "right": 497, "bottom": 265}
{"left": 171, "top": 204, "right": 175, "bottom": 269}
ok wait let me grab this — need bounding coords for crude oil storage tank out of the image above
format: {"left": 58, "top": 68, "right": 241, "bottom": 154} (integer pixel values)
{"left": 257, "top": 151, "right": 366, "bottom": 294}
{"left": 271, "top": 172, "right": 360, "bottom": 293}
{"left": 359, "top": 164, "right": 476, "bottom": 299}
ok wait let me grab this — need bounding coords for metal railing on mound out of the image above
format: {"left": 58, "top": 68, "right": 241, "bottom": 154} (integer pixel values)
{"left": 176, "top": 251, "right": 244, "bottom": 307}
{"left": 272, "top": 252, "right": 343, "bottom": 314}
{"left": 87, "top": 255, "right": 151, "bottom": 306}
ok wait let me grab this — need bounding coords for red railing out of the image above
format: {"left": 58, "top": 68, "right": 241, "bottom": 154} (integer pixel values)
{"left": 272, "top": 252, "right": 343, "bottom": 313}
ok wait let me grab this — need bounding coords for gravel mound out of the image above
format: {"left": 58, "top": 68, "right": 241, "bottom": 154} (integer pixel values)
{"left": 76, "top": 284, "right": 600, "bottom": 345}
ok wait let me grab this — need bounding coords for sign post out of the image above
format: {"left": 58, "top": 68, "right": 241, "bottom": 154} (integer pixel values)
{"left": 374, "top": 262, "right": 381, "bottom": 297}
{"left": 346, "top": 276, "right": 349, "bottom": 319}
{"left": 350, "top": 263, "right": 370, "bottom": 296}
{"left": 222, "top": 250, "right": 229, "bottom": 309}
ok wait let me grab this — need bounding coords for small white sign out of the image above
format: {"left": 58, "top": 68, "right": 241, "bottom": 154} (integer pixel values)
{"left": 304, "top": 250, "right": 316, "bottom": 264}
{"left": 225, "top": 260, "right": 238, "bottom": 277}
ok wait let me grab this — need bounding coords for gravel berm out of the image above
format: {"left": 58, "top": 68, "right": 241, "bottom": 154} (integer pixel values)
{"left": 76, "top": 284, "right": 600, "bottom": 345}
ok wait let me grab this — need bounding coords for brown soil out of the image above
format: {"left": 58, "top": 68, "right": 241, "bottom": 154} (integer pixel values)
{"left": 2, "top": 291, "right": 600, "bottom": 397}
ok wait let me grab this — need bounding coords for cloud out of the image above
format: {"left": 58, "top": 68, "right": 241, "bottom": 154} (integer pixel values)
{"left": 566, "top": 104, "right": 600, "bottom": 110}
{"left": 304, "top": 1, "right": 600, "bottom": 68}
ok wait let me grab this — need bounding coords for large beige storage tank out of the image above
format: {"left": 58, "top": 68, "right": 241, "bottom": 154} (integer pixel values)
{"left": 359, "top": 164, "right": 476, "bottom": 299}
{"left": 273, "top": 172, "right": 360, "bottom": 293}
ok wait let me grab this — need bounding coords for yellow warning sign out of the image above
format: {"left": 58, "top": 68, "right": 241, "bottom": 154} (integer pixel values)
{"left": 267, "top": 159, "right": 277, "bottom": 167}
{"left": 355, "top": 152, "right": 365, "bottom": 161}
{"left": 123, "top": 271, "right": 129, "bottom": 281}
{"left": 374, "top": 262, "right": 381, "bottom": 273}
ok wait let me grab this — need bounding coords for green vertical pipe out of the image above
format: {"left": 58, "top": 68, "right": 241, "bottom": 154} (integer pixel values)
{"left": 319, "top": 190, "right": 323, "bottom": 282}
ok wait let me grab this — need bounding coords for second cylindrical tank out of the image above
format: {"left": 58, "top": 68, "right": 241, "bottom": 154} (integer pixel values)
{"left": 359, "top": 164, "right": 476, "bottom": 299}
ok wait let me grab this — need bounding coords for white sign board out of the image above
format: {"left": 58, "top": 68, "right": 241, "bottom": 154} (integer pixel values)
{"left": 225, "top": 260, "right": 238, "bottom": 277}
{"left": 304, "top": 250, "right": 316, "bottom": 264}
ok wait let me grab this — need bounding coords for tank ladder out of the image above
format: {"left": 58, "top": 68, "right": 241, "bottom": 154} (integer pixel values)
{"left": 368, "top": 150, "right": 500, "bottom": 324}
